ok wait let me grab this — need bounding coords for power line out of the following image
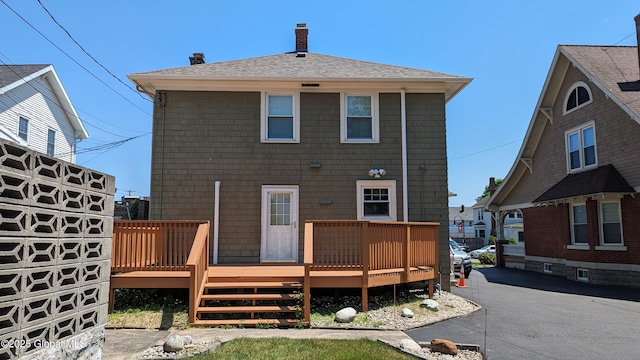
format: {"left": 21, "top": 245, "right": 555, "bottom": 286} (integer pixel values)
{"left": 35, "top": 0, "right": 150, "bottom": 102}
{"left": 449, "top": 139, "right": 523, "bottom": 161}
{"left": 0, "top": 0, "right": 151, "bottom": 117}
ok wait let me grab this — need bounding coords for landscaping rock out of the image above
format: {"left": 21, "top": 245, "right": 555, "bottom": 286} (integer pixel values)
{"left": 401, "top": 308, "right": 414, "bottom": 318}
{"left": 399, "top": 339, "right": 422, "bottom": 353}
{"left": 420, "top": 299, "right": 440, "bottom": 312}
{"left": 430, "top": 338, "right": 458, "bottom": 355}
{"left": 163, "top": 334, "right": 191, "bottom": 352}
{"left": 335, "top": 307, "right": 357, "bottom": 323}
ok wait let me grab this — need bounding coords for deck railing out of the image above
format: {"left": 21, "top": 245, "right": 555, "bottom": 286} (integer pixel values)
{"left": 303, "top": 220, "right": 439, "bottom": 319}
{"left": 111, "top": 220, "right": 207, "bottom": 272}
{"left": 305, "top": 220, "right": 438, "bottom": 271}
{"left": 186, "top": 222, "right": 210, "bottom": 323}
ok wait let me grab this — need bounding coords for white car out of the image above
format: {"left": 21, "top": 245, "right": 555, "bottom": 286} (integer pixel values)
{"left": 470, "top": 245, "right": 496, "bottom": 258}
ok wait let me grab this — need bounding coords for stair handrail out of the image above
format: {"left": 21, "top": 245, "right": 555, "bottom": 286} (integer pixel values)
{"left": 186, "top": 221, "right": 210, "bottom": 324}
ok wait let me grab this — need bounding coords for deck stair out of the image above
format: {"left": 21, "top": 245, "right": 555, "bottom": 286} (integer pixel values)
{"left": 193, "top": 274, "right": 305, "bottom": 327}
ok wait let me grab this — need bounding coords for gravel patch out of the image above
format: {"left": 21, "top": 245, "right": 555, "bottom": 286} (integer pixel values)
{"left": 311, "top": 290, "right": 480, "bottom": 330}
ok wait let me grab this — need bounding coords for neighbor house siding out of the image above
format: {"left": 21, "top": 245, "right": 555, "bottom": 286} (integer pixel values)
{"left": 150, "top": 90, "right": 449, "bottom": 264}
{"left": 0, "top": 77, "right": 77, "bottom": 162}
{"left": 500, "top": 66, "right": 640, "bottom": 207}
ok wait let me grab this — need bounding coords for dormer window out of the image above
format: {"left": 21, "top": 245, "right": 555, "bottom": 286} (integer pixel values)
{"left": 564, "top": 81, "right": 592, "bottom": 114}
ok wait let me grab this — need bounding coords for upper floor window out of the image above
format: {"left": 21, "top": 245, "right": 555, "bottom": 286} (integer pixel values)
{"left": 47, "top": 129, "right": 56, "bottom": 156}
{"left": 600, "top": 202, "right": 622, "bottom": 245}
{"left": 356, "top": 180, "right": 396, "bottom": 220}
{"left": 261, "top": 92, "right": 299, "bottom": 143}
{"left": 18, "top": 117, "right": 29, "bottom": 141}
{"left": 566, "top": 122, "right": 596, "bottom": 172}
{"left": 341, "top": 93, "right": 379, "bottom": 143}
{"left": 507, "top": 211, "right": 523, "bottom": 219}
{"left": 571, "top": 204, "right": 588, "bottom": 245}
{"left": 477, "top": 210, "right": 484, "bottom": 221}
{"left": 564, "top": 81, "right": 592, "bottom": 114}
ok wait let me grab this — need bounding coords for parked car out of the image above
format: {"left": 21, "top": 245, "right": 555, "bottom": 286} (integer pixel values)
{"left": 450, "top": 239, "right": 472, "bottom": 278}
{"left": 455, "top": 241, "right": 470, "bottom": 253}
{"left": 470, "top": 244, "right": 496, "bottom": 258}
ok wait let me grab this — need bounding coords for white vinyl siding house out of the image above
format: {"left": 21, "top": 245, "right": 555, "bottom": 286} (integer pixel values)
{"left": 0, "top": 65, "right": 88, "bottom": 163}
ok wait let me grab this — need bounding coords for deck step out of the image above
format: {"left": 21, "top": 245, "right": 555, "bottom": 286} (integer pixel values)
{"left": 204, "top": 281, "right": 302, "bottom": 289}
{"left": 192, "top": 318, "right": 299, "bottom": 327}
{"left": 197, "top": 305, "right": 298, "bottom": 313}
{"left": 201, "top": 293, "right": 296, "bottom": 301}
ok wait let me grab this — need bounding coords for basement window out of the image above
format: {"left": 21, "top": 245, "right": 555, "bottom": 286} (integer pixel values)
{"left": 543, "top": 263, "right": 552, "bottom": 274}
{"left": 576, "top": 268, "right": 589, "bottom": 282}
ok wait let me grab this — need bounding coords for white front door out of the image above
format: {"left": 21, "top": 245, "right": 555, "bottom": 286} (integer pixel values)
{"left": 261, "top": 186, "right": 298, "bottom": 262}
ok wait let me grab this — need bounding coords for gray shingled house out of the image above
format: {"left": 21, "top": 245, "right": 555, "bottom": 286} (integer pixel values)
{"left": 487, "top": 16, "right": 640, "bottom": 288}
{"left": 127, "top": 24, "right": 471, "bottom": 279}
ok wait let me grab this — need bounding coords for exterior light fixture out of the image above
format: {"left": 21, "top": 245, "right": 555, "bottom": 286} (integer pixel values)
{"left": 368, "top": 168, "right": 387, "bottom": 179}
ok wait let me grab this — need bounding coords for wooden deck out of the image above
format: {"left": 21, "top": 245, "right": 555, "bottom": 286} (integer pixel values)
{"left": 110, "top": 220, "right": 439, "bottom": 326}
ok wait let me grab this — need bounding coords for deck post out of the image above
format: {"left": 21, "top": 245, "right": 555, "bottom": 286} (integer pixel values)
{"left": 361, "top": 222, "right": 369, "bottom": 312}
{"left": 404, "top": 225, "right": 411, "bottom": 283}
{"left": 303, "top": 222, "right": 314, "bottom": 324}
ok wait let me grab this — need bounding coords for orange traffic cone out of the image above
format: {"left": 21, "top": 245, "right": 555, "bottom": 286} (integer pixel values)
{"left": 455, "top": 266, "right": 467, "bottom": 288}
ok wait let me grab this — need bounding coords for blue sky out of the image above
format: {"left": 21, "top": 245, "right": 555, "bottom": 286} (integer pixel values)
{"left": 2, "top": 1, "right": 638, "bottom": 207}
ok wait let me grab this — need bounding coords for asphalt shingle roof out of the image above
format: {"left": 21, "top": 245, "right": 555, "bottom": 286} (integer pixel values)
{"left": 131, "top": 52, "right": 464, "bottom": 80}
{"left": 533, "top": 164, "right": 635, "bottom": 203}
{"left": 0, "top": 65, "right": 49, "bottom": 88}
{"left": 561, "top": 45, "right": 640, "bottom": 118}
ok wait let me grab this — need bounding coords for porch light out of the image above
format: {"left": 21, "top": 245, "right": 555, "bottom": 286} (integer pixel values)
{"left": 368, "top": 168, "right": 386, "bottom": 179}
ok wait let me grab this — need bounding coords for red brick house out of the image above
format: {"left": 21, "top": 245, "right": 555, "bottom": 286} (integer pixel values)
{"left": 487, "top": 17, "right": 640, "bottom": 287}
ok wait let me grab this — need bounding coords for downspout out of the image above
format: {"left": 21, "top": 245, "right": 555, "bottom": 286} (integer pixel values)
{"left": 401, "top": 89, "right": 409, "bottom": 221}
{"left": 213, "top": 180, "right": 221, "bottom": 264}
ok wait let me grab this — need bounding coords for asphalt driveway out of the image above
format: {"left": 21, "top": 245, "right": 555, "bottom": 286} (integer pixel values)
{"left": 405, "top": 267, "right": 640, "bottom": 359}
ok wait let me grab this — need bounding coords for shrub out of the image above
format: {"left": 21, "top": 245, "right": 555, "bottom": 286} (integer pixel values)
{"left": 488, "top": 236, "right": 496, "bottom": 245}
{"left": 478, "top": 253, "right": 496, "bottom": 265}
{"left": 508, "top": 238, "right": 518, "bottom": 245}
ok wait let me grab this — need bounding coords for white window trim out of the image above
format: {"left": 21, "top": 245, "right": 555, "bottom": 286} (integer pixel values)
{"left": 565, "top": 121, "right": 597, "bottom": 173}
{"left": 598, "top": 201, "right": 623, "bottom": 247}
{"left": 340, "top": 92, "right": 379, "bottom": 143}
{"left": 47, "top": 128, "right": 56, "bottom": 156}
{"left": 356, "top": 180, "right": 396, "bottom": 221}
{"left": 563, "top": 81, "right": 593, "bottom": 115}
{"left": 18, "top": 116, "right": 29, "bottom": 143}
{"left": 543, "top": 263, "right": 552, "bottom": 274}
{"left": 570, "top": 203, "right": 589, "bottom": 246}
{"left": 260, "top": 91, "right": 300, "bottom": 143}
{"left": 576, "top": 268, "right": 589, "bottom": 282}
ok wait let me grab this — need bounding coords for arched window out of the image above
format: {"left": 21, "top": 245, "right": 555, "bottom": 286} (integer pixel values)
{"left": 564, "top": 81, "right": 592, "bottom": 114}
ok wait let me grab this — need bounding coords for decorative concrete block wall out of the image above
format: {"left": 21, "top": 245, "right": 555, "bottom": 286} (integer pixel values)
{"left": 0, "top": 138, "right": 114, "bottom": 360}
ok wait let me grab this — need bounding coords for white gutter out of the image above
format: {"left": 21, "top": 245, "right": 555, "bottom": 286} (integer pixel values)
{"left": 401, "top": 89, "right": 408, "bottom": 221}
{"left": 213, "top": 180, "right": 221, "bottom": 264}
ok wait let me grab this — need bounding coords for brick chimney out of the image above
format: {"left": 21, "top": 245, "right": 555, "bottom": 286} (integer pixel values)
{"left": 635, "top": 14, "right": 640, "bottom": 77}
{"left": 189, "top": 53, "right": 205, "bottom": 65}
{"left": 295, "top": 23, "right": 308, "bottom": 53}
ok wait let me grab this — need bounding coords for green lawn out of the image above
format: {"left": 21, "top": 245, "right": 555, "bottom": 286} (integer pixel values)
{"left": 190, "top": 338, "right": 417, "bottom": 360}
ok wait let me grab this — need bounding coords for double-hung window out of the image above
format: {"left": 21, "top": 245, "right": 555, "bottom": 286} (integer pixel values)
{"left": 47, "top": 129, "right": 56, "bottom": 156}
{"left": 356, "top": 180, "right": 396, "bottom": 220}
{"left": 566, "top": 123, "right": 596, "bottom": 172}
{"left": 600, "top": 202, "right": 622, "bottom": 245}
{"left": 261, "top": 93, "right": 299, "bottom": 143}
{"left": 18, "top": 117, "right": 29, "bottom": 141}
{"left": 571, "top": 204, "right": 588, "bottom": 245}
{"left": 341, "top": 93, "right": 379, "bottom": 143}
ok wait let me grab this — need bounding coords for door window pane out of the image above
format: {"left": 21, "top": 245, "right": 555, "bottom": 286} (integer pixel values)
{"left": 270, "top": 193, "right": 291, "bottom": 225}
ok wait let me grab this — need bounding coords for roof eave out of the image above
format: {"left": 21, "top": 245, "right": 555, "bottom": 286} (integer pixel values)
{"left": 127, "top": 74, "right": 472, "bottom": 101}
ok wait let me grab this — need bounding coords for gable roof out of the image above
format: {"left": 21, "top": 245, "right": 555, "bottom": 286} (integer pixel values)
{"left": 128, "top": 52, "right": 471, "bottom": 102}
{"left": 487, "top": 45, "right": 640, "bottom": 210}
{"left": 533, "top": 164, "right": 635, "bottom": 203}
{"left": 0, "top": 65, "right": 89, "bottom": 140}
